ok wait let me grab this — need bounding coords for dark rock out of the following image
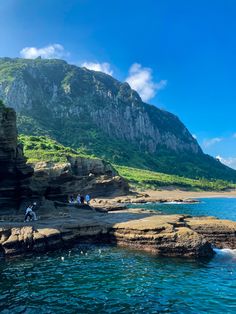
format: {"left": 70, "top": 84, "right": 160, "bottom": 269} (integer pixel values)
{"left": 0, "top": 106, "right": 33, "bottom": 211}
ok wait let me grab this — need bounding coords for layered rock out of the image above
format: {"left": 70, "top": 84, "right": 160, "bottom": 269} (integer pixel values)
{"left": 29, "top": 157, "right": 129, "bottom": 200}
{"left": 186, "top": 217, "right": 236, "bottom": 249}
{"left": 2, "top": 209, "right": 236, "bottom": 258}
{"left": 0, "top": 105, "right": 33, "bottom": 210}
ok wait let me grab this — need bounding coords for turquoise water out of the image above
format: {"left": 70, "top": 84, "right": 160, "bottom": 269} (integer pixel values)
{"left": 1, "top": 198, "right": 236, "bottom": 313}
{"left": 129, "top": 197, "right": 236, "bottom": 221}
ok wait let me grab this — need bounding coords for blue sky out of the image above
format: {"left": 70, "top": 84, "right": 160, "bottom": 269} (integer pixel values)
{"left": 0, "top": 0, "right": 236, "bottom": 168}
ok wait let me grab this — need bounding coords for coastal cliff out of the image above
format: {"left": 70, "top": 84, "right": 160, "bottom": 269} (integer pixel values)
{"left": 0, "top": 104, "right": 33, "bottom": 210}
{"left": 0, "top": 104, "right": 129, "bottom": 211}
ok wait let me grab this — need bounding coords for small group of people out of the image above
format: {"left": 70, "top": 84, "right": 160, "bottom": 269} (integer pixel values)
{"left": 68, "top": 193, "right": 91, "bottom": 205}
{"left": 24, "top": 202, "right": 38, "bottom": 222}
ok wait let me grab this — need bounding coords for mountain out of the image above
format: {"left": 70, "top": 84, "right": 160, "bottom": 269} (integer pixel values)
{"left": 0, "top": 57, "right": 235, "bottom": 181}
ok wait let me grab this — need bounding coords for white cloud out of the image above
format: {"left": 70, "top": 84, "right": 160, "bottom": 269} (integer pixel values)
{"left": 81, "top": 62, "right": 113, "bottom": 75}
{"left": 20, "top": 44, "right": 69, "bottom": 59}
{"left": 203, "top": 137, "right": 223, "bottom": 148}
{"left": 216, "top": 155, "right": 236, "bottom": 170}
{"left": 125, "top": 63, "right": 167, "bottom": 102}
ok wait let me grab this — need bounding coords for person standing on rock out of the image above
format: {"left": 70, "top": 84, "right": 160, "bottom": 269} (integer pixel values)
{"left": 85, "top": 194, "right": 91, "bottom": 205}
{"left": 77, "top": 194, "right": 81, "bottom": 204}
{"left": 24, "top": 205, "right": 37, "bottom": 222}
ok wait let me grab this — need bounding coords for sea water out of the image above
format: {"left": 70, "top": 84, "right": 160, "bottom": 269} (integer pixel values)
{"left": 1, "top": 198, "right": 236, "bottom": 313}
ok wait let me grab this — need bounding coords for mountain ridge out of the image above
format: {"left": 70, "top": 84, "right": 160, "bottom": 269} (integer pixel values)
{"left": 0, "top": 57, "right": 235, "bottom": 181}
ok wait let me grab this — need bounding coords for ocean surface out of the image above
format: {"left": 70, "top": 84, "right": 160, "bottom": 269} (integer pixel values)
{"left": 1, "top": 198, "right": 236, "bottom": 314}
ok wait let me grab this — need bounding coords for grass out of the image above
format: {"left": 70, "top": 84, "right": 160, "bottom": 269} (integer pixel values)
{"left": 19, "top": 135, "right": 96, "bottom": 163}
{"left": 19, "top": 134, "right": 236, "bottom": 191}
{"left": 114, "top": 165, "right": 236, "bottom": 191}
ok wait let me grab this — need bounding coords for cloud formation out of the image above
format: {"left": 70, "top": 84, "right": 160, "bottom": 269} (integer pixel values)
{"left": 216, "top": 155, "right": 236, "bottom": 170}
{"left": 203, "top": 137, "right": 223, "bottom": 148}
{"left": 81, "top": 62, "right": 113, "bottom": 75}
{"left": 20, "top": 44, "right": 69, "bottom": 59}
{"left": 125, "top": 63, "right": 167, "bottom": 102}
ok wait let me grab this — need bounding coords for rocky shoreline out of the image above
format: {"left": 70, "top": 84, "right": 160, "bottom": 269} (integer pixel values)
{"left": 0, "top": 104, "right": 236, "bottom": 260}
{"left": 90, "top": 193, "right": 200, "bottom": 212}
{"left": 1, "top": 203, "right": 236, "bottom": 258}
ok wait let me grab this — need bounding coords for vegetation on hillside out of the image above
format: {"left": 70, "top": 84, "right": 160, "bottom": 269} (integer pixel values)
{"left": 1, "top": 57, "right": 235, "bottom": 182}
{"left": 19, "top": 135, "right": 95, "bottom": 163}
{"left": 115, "top": 165, "right": 236, "bottom": 191}
{"left": 17, "top": 115, "right": 236, "bottom": 182}
{"left": 19, "top": 135, "right": 236, "bottom": 191}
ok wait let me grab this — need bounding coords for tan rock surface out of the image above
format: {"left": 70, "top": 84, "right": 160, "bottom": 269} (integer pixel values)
{"left": 2, "top": 207, "right": 235, "bottom": 258}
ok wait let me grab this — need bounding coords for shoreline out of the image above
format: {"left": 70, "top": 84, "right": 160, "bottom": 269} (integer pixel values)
{"left": 92, "top": 189, "right": 236, "bottom": 208}
{"left": 144, "top": 189, "right": 236, "bottom": 200}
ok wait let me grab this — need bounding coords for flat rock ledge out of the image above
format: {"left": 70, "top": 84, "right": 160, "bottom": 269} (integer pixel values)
{"left": 0, "top": 209, "right": 236, "bottom": 258}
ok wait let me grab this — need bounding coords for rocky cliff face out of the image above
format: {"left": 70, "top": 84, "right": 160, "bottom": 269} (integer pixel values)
{"left": 30, "top": 157, "right": 129, "bottom": 200}
{"left": 0, "top": 57, "right": 235, "bottom": 181}
{"left": 0, "top": 58, "right": 200, "bottom": 155}
{"left": 0, "top": 104, "right": 129, "bottom": 210}
{"left": 0, "top": 105, "right": 33, "bottom": 210}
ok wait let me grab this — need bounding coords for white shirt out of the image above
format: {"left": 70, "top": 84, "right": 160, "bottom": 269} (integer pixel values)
{"left": 26, "top": 207, "right": 32, "bottom": 214}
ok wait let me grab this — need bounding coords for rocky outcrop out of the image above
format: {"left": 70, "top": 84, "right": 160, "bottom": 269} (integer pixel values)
{"left": 110, "top": 215, "right": 212, "bottom": 257}
{"left": 29, "top": 158, "right": 129, "bottom": 200}
{"left": 0, "top": 105, "right": 33, "bottom": 211}
{"left": 1, "top": 209, "right": 236, "bottom": 258}
{"left": 186, "top": 217, "right": 236, "bottom": 249}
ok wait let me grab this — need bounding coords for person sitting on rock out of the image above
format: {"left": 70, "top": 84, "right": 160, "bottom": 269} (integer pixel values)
{"left": 24, "top": 205, "right": 37, "bottom": 222}
{"left": 85, "top": 194, "right": 91, "bottom": 205}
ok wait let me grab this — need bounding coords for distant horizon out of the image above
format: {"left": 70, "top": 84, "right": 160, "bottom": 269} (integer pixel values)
{"left": 1, "top": 0, "right": 236, "bottom": 168}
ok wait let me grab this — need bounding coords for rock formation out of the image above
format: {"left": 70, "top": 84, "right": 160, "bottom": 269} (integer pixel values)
{"left": 1, "top": 207, "right": 236, "bottom": 258}
{"left": 29, "top": 157, "right": 129, "bottom": 201}
{"left": 0, "top": 105, "right": 33, "bottom": 211}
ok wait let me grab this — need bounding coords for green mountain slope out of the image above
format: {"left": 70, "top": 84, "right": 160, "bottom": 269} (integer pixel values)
{"left": 19, "top": 135, "right": 236, "bottom": 191}
{"left": 0, "top": 57, "right": 236, "bottom": 181}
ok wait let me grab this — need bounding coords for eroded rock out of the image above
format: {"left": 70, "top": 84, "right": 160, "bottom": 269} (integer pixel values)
{"left": 0, "top": 106, "right": 33, "bottom": 211}
{"left": 1, "top": 211, "right": 231, "bottom": 258}
{"left": 29, "top": 159, "right": 129, "bottom": 200}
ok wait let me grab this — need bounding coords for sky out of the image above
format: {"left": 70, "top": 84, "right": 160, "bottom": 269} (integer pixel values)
{"left": 0, "top": 0, "right": 236, "bottom": 168}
